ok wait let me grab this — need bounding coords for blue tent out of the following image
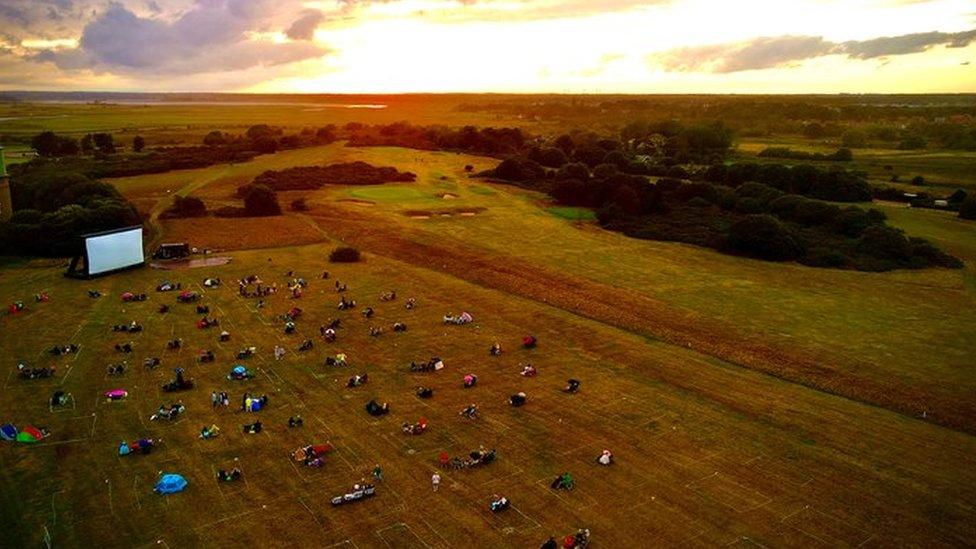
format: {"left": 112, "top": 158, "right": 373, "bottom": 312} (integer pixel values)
{"left": 249, "top": 400, "right": 262, "bottom": 412}
{"left": 0, "top": 424, "right": 16, "bottom": 441}
{"left": 232, "top": 365, "right": 246, "bottom": 376}
{"left": 154, "top": 473, "right": 187, "bottom": 495}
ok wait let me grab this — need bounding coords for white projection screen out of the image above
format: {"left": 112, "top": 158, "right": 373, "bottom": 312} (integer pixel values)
{"left": 84, "top": 227, "right": 145, "bottom": 275}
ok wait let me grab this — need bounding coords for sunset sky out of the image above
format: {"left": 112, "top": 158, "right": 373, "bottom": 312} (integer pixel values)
{"left": 0, "top": 0, "right": 973, "bottom": 93}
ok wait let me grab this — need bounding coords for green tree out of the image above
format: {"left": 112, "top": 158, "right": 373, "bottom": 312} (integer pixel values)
{"left": 92, "top": 133, "right": 115, "bottom": 154}
{"left": 243, "top": 184, "right": 281, "bottom": 216}
{"left": 203, "top": 131, "right": 226, "bottom": 147}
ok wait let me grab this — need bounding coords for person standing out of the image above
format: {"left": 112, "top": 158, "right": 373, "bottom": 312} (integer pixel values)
{"left": 211, "top": 390, "right": 218, "bottom": 410}
{"left": 372, "top": 464, "right": 383, "bottom": 482}
{"left": 431, "top": 472, "right": 441, "bottom": 492}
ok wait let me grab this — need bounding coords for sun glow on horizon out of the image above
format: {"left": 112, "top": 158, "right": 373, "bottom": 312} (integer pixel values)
{"left": 1, "top": 0, "right": 974, "bottom": 93}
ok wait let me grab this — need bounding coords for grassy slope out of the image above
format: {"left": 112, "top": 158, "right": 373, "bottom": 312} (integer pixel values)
{"left": 103, "top": 145, "right": 976, "bottom": 432}
{"left": 2, "top": 242, "right": 975, "bottom": 547}
{"left": 269, "top": 146, "right": 976, "bottom": 431}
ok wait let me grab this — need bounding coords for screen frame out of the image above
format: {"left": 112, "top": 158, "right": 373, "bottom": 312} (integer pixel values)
{"left": 67, "top": 225, "right": 146, "bottom": 278}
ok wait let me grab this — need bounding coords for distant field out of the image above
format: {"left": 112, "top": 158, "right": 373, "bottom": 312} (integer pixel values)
{"left": 738, "top": 137, "right": 976, "bottom": 193}
{"left": 0, "top": 100, "right": 536, "bottom": 149}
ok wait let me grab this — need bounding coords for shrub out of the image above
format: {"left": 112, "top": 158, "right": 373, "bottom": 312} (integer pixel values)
{"left": 833, "top": 207, "right": 872, "bottom": 237}
{"left": 243, "top": 184, "right": 281, "bottom": 217}
{"left": 735, "top": 182, "right": 784, "bottom": 205}
{"left": 733, "top": 197, "right": 766, "bottom": 214}
{"left": 161, "top": 195, "right": 207, "bottom": 219}
{"left": 203, "top": 131, "right": 226, "bottom": 147}
{"left": 959, "top": 196, "right": 976, "bottom": 220}
{"left": 251, "top": 162, "right": 416, "bottom": 192}
{"left": 805, "top": 248, "right": 848, "bottom": 268}
{"left": 290, "top": 198, "right": 309, "bottom": 212}
{"left": 857, "top": 225, "right": 911, "bottom": 262}
{"left": 790, "top": 200, "right": 840, "bottom": 227}
{"left": 725, "top": 214, "right": 804, "bottom": 261}
{"left": 329, "top": 246, "right": 361, "bottom": 263}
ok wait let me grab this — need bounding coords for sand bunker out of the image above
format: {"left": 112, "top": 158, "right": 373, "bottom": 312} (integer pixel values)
{"left": 150, "top": 256, "right": 232, "bottom": 270}
{"left": 403, "top": 206, "right": 485, "bottom": 219}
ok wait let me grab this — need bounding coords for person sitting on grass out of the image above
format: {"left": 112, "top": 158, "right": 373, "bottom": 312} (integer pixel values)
{"left": 416, "top": 387, "right": 433, "bottom": 399}
{"left": 520, "top": 364, "right": 537, "bottom": 377}
{"left": 217, "top": 468, "right": 242, "bottom": 482}
{"left": 288, "top": 415, "right": 304, "bottom": 428}
{"left": 365, "top": 400, "right": 390, "bottom": 416}
{"left": 509, "top": 392, "right": 527, "bottom": 407}
{"left": 550, "top": 472, "right": 574, "bottom": 491}
{"left": 459, "top": 404, "right": 478, "bottom": 419}
{"left": 200, "top": 424, "right": 220, "bottom": 439}
{"left": 489, "top": 343, "right": 502, "bottom": 356}
{"left": 597, "top": 449, "right": 614, "bottom": 466}
{"left": 347, "top": 373, "right": 368, "bottom": 388}
{"left": 563, "top": 379, "right": 580, "bottom": 393}
{"left": 242, "top": 420, "right": 262, "bottom": 434}
{"left": 463, "top": 374, "right": 478, "bottom": 388}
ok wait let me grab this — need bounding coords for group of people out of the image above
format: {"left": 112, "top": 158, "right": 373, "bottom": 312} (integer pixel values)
{"left": 30, "top": 268, "right": 605, "bottom": 544}
{"left": 238, "top": 275, "right": 276, "bottom": 298}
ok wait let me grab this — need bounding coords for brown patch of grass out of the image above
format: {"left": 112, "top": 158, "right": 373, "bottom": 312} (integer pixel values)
{"left": 161, "top": 215, "right": 326, "bottom": 251}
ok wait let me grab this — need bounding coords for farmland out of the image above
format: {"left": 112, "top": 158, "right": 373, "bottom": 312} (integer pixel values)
{"left": 1, "top": 98, "right": 976, "bottom": 548}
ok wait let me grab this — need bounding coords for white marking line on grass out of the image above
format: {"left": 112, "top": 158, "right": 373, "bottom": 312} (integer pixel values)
{"left": 418, "top": 516, "right": 451, "bottom": 549}
{"left": 287, "top": 454, "right": 312, "bottom": 485}
{"left": 685, "top": 470, "right": 772, "bottom": 513}
{"left": 375, "top": 522, "right": 432, "bottom": 548}
{"left": 132, "top": 476, "right": 142, "bottom": 509}
{"left": 106, "top": 479, "right": 115, "bottom": 515}
{"left": 780, "top": 504, "right": 873, "bottom": 547}
{"left": 50, "top": 490, "right": 63, "bottom": 526}
{"left": 727, "top": 536, "right": 766, "bottom": 547}
{"left": 297, "top": 495, "right": 330, "bottom": 536}
{"left": 325, "top": 540, "right": 358, "bottom": 548}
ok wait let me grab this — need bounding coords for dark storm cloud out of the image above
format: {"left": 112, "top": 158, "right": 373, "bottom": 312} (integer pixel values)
{"left": 656, "top": 29, "right": 976, "bottom": 72}
{"left": 31, "top": 1, "right": 327, "bottom": 75}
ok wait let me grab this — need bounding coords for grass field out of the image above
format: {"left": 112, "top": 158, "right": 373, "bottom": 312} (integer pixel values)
{"left": 0, "top": 99, "right": 535, "bottom": 151}
{"left": 2, "top": 123, "right": 976, "bottom": 546}
{"left": 737, "top": 137, "right": 976, "bottom": 193}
